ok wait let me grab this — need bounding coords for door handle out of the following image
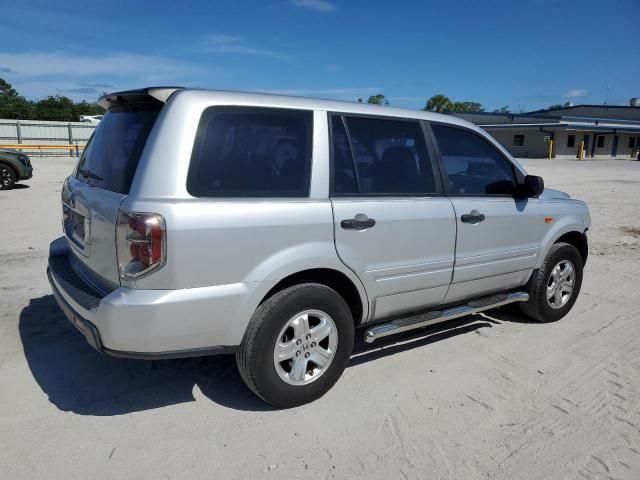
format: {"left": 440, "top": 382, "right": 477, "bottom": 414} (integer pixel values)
{"left": 341, "top": 213, "right": 376, "bottom": 230}
{"left": 460, "top": 210, "right": 486, "bottom": 224}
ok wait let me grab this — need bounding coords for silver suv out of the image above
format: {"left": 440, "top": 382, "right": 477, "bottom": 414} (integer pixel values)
{"left": 48, "top": 87, "right": 591, "bottom": 407}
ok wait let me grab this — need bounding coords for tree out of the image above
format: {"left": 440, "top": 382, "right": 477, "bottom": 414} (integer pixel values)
{"left": 493, "top": 106, "right": 511, "bottom": 113}
{"left": 424, "top": 94, "right": 452, "bottom": 113}
{"left": 75, "top": 100, "right": 105, "bottom": 117}
{"left": 33, "top": 95, "right": 78, "bottom": 121}
{"left": 450, "top": 101, "right": 484, "bottom": 113}
{"left": 367, "top": 94, "right": 389, "bottom": 106}
{"left": 0, "top": 78, "right": 33, "bottom": 119}
{"left": 0, "top": 78, "right": 105, "bottom": 121}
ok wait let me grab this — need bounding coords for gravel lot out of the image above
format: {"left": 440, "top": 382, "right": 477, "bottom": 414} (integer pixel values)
{"left": 1, "top": 156, "right": 639, "bottom": 479}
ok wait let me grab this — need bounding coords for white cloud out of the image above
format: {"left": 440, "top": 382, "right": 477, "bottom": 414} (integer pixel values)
{"left": 563, "top": 89, "right": 589, "bottom": 98}
{"left": 0, "top": 50, "right": 203, "bottom": 80}
{"left": 291, "top": 0, "right": 336, "bottom": 12}
{"left": 0, "top": 50, "right": 210, "bottom": 101}
{"left": 203, "top": 35, "right": 287, "bottom": 59}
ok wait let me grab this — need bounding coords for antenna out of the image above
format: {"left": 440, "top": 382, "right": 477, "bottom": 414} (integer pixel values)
{"left": 604, "top": 84, "right": 610, "bottom": 105}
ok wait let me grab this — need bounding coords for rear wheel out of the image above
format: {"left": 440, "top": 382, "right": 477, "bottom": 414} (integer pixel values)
{"left": 519, "top": 242, "right": 583, "bottom": 322}
{"left": 0, "top": 164, "right": 16, "bottom": 190}
{"left": 236, "top": 283, "right": 354, "bottom": 408}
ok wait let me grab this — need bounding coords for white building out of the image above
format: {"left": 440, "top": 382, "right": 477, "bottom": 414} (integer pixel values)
{"left": 454, "top": 101, "right": 640, "bottom": 159}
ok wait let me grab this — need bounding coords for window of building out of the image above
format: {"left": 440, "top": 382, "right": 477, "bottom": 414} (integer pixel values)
{"left": 567, "top": 134, "right": 576, "bottom": 148}
{"left": 187, "top": 107, "right": 312, "bottom": 197}
{"left": 596, "top": 135, "right": 605, "bottom": 148}
{"left": 512, "top": 134, "right": 525, "bottom": 147}
{"left": 629, "top": 137, "right": 636, "bottom": 149}
{"left": 332, "top": 116, "right": 436, "bottom": 195}
{"left": 431, "top": 124, "right": 517, "bottom": 196}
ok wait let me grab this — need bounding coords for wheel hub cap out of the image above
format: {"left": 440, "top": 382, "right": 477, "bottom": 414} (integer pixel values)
{"left": 273, "top": 309, "right": 338, "bottom": 386}
{"left": 546, "top": 259, "right": 576, "bottom": 309}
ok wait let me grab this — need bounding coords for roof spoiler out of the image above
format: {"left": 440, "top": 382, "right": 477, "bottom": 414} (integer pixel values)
{"left": 97, "top": 87, "right": 184, "bottom": 110}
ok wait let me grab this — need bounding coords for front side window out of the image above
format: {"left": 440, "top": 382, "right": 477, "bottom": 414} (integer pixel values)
{"left": 188, "top": 107, "right": 312, "bottom": 197}
{"left": 431, "top": 124, "right": 516, "bottom": 196}
{"left": 332, "top": 115, "right": 436, "bottom": 195}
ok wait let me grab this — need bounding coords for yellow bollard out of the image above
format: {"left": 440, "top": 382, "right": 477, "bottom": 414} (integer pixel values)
{"left": 578, "top": 140, "right": 585, "bottom": 160}
{"left": 548, "top": 139, "right": 553, "bottom": 160}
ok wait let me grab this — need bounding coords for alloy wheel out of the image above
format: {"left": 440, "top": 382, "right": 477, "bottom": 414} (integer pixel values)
{"left": 273, "top": 309, "right": 338, "bottom": 386}
{"left": 546, "top": 259, "right": 576, "bottom": 309}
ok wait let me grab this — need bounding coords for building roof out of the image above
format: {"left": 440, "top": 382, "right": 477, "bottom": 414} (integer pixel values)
{"left": 526, "top": 104, "right": 640, "bottom": 122}
{"left": 527, "top": 104, "right": 640, "bottom": 114}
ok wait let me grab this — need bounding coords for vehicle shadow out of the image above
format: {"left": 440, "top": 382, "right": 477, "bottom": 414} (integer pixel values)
{"left": 20, "top": 295, "right": 522, "bottom": 415}
{"left": 19, "top": 295, "right": 271, "bottom": 415}
{"left": 350, "top": 316, "right": 501, "bottom": 367}
{"left": 12, "top": 184, "right": 30, "bottom": 190}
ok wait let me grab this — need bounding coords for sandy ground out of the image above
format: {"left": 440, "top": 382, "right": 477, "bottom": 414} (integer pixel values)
{"left": 1, "top": 156, "right": 639, "bottom": 480}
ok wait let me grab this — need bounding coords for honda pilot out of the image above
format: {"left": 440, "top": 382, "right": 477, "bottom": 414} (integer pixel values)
{"left": 48, "top": 87, "right": 591, "bottom": 407}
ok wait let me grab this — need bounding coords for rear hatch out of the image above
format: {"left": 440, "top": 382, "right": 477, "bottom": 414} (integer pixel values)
{"left": 61, "top": 88, "right": 179, "bottom": 291}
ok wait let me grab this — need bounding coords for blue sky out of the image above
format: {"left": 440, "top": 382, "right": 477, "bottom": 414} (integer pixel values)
{"left": 1, "top": 0, "right": 639, "bottom": 111}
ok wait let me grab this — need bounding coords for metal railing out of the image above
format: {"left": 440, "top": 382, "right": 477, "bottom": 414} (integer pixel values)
{"left": 0, "top": 119, "right": 96, "bottom": 156}
{"left": 0, "top": 143, "right": 85, "bottom": 157}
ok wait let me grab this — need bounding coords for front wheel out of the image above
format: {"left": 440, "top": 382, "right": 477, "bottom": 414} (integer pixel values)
{"left": 236, "top": 283, "right": 354, "bottom": 408}
{"left": 0, "top": 164, "right": 16, "bottom": 190}
{"left": 519, "top": 242, "right": 584, "bottom": 322}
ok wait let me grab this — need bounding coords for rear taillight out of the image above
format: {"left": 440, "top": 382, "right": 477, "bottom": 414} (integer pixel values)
{"left": 116, "top": 211, "right": 166, "bottom": 280}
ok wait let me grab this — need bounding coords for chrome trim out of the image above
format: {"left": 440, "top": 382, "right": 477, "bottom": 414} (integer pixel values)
{"left": 364, "top": 291, "right": 529, "bottom": 343}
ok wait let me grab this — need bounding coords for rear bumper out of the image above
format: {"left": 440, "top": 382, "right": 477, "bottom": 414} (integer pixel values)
{"left": 48, "top": 267, "right": 104, "bottom": 352}
{"left": 47, "top": 237, "right": 242, "bottom": 359}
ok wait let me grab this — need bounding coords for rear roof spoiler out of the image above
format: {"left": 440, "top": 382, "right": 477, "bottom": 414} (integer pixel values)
{"left": 97, "top": 87, "right": 184, "bottom": 110}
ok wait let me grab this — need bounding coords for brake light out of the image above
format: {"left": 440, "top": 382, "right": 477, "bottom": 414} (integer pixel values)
{"left": 116, "top": 211, "right": 166, "bottom": 280}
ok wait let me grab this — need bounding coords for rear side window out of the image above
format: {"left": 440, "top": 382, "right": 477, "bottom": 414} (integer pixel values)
{"left": 75, "top": 104, "right": 160, "bottom": 194}
{"left": 332, "top": 115, "right": 436, "bottom": 195}
{"left": 188, "top": 107, "right": 312, "bottom": 197}
{"left": 431, "top": 124, "right": 516, "bottom": 196}
{"left": 331, "top": 116, "right": 358, "bottom": 194}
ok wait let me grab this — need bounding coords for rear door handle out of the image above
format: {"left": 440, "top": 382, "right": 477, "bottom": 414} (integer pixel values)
{"left": 341, "top": 214, "right": 376, "bottom": 230}
{"left": 460, "top": 210, "right": 486, "bottom": 224}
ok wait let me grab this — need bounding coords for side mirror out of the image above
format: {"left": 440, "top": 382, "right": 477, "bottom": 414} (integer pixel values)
{"left": 521, "top": 175, "right": 544, "bottom": 197}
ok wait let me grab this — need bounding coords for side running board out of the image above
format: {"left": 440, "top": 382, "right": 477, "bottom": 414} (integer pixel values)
{"left": 364, "top": 291, "right": 529, "bottom": 343}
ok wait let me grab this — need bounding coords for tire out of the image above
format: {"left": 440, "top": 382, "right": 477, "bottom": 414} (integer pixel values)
{"left": 236, "top": 283, "right": 355, "bottom": 408}
{"left": 519, "top": 242, "right": 583, "bottom": 322}
{"left": 0, "top": 163, "right": 16, "bottom": 190}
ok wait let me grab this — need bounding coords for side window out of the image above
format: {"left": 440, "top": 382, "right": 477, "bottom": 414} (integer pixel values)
{"left": 431, "top": 124, "right": 517, "bottom": 196}
{"left": 187, "top": 107, "right": 312, "bottom": 197}
{"left": 333, "top": 116, "right": 436, "bottom": 195}
{"left": 331, "top": 116, "right": 358, "bottom": 194}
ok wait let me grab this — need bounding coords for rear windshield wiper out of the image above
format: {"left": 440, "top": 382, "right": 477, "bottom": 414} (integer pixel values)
{"left": 78, "top": 169, "right": 103, "bottom": 181}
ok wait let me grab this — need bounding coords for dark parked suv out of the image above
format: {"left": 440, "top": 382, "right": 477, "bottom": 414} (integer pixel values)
{"left": 0, "top": 148, "right": 33, "bottom": 190}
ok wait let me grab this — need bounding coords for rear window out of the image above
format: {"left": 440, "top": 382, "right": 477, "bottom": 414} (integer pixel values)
{"left": 187, "top": 107, "right": 312, "bottom": 197}
{"left": 75, "top": 104, "right": 160, "bottom": 194}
